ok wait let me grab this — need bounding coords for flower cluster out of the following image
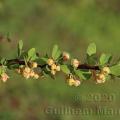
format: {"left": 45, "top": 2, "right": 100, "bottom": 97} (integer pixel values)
{"left": 66, "top": 75, "right": 81, "bottom": 87}
{"left": 96, "top": 67, "right": 111, "bottom": 84}
{"left": 16, "top": 62, "right": 39, "bottom": 79}
{"left": 47, "top": 58, "right": 60, "bottom": 75}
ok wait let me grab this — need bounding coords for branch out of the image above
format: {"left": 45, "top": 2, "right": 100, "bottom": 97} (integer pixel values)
{"left": 4, "top": 59, "right": 100, "bottom": 70}
{"left": 0, "top": 40, "right": 119, "bottom": 86}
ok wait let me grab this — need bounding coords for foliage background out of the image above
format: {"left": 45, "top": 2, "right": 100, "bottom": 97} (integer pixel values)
{"left": 0, "top": 0, "right": 120, "bottom": 120}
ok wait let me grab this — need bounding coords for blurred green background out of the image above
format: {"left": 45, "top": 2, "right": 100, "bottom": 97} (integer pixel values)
{"left": 0, "top": 0, "right": 120, "bottom": 120}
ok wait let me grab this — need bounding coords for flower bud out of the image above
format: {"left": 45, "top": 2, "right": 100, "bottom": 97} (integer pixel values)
{"left": 62, "top": 52, "right": 70, "bottom": 61}
{"left": 71, "top": 59, "right": 80, "bottom": 68}
{"left": 47, "top": 59, "right": 54, "bottom": 66}
{"left": 102, "top": 67, "right": 110, "bottom": 75}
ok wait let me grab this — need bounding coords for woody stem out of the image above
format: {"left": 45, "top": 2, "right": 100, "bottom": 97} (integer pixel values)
{"left": 3, "top": 59, "right": 100, "bottom": 70}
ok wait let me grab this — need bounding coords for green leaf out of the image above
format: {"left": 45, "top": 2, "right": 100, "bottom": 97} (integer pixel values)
{"left": 8, "top": 64, "right": 19, "bottom": 69}
{"left": 18, "top": 40, "right": 23, "bottom": 57}
{"left": 0, "top": 66, "right": 6, "bottom": 75}
{"left": 54, "top": 50, "right": 61, "bottom": 60}
{"left": 43, "top": 71, "right": 55, "bottom": 79}
{"left": 52, "top": 45, "right": 61, "bottom": 60}
{"left": 86, "top": 54, "right": 97, "bottom": 65}
{"left": 18, "top": 40, "right": 23, "bottom": 50}
{"left": 74, "top": 70, "right": 86, "bottom": 80}
{"left": 75, "top": 70, "right": 91, "bottom": 80}
{"left": 36, "top": 57, "right": 48, "bottom": 65}
{"left": 60, "top": 65, "right": 70, "bottom": 74}
{"left": 110, "top": 64, "right": 120, "bottom": 76}
{"left": 28, "top": 48, "right": 36, "bottom": 57}
{"left": 52, "top": 45, "right": 58, "bottom": 59}
{"left": 87, "top": 43, "right": 96, "bottom": 56}
{"left": 39, "top": 57, "right": 48, "bottom": 63}
{"left": 106, "top": 75, "right": 111, "bottom": 81}
{"left": 19, "top": 51, "right": 28, "bottom": 59}
{"left": 46, "top": 65, "right": 51, "bottom": 71}
{"left": 0, "top": 68, "right": 3, "bottom": 75}
{"left": 99, "top": 53, "right": 112, "bottom": 66}
{"left": 28, "top": 48, "right": 37, "bottom": 61}
{"left": 0, "top": 58, "right": 7, "bottom": 65}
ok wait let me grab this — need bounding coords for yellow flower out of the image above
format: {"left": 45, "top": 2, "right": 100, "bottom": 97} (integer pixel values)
{"left": 96, "top": 73, "right": 106, "bottom": 84}
{"left": 30, "top": 70, "right": 35, "bottom": 77}
{"left": 24, "top": 67, "right": 31, "bottom": 73}
{"left": 23, "top": 71, "right": 30, "bottom": 79}
{"left": 68, "top": 79, "right": 75, "bottom": 86}
{"left": 21, "top": 67, "right": 31, "bottom": 79}
{"left": 30, "top": 62, "right": 38, "bottom": 68}
{"left": 47, "top": 59, "right": 54, "bottom": 66}
{"left": 56, "top": 65, "right": 60, "bottom": 71}
{"left": 102, "top": 67, "right": 110, "bottom": 75}
{"left": 51, "top": 64, "right": 57, "bottom": 70}
{"left": 34, "top": 74, "right": 39, "bottom": 79}
{"left": 51, "top": 70, "right": 56, "bottom": 75}
{"left": 98, "top": 74, "right": 105, "bottom": 80}
{"left": 96, "top": 79, "right": 105, "bottom": 84}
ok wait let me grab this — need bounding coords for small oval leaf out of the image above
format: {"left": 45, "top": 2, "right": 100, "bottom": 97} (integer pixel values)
{"left": 87, "top": 43, "right": 96, "bottom": 56}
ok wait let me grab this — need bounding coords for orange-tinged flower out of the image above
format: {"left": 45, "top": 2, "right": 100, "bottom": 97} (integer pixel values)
{"left": 1, "top": 73, "right": 9, "bottom": 82}
{"left": 63, "top": 52, "right": 70, "bottom": 61}
{"left": 74, "top": 80, "right": 81, "bottom": 87}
